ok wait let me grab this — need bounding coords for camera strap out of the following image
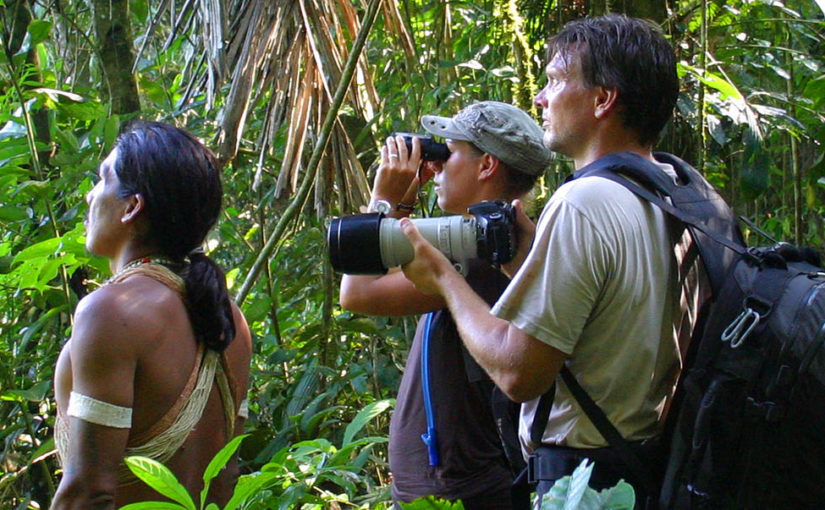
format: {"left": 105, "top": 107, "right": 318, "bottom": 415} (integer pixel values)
{"left": 420, "top": 311, "right": 440, "bottom": 466}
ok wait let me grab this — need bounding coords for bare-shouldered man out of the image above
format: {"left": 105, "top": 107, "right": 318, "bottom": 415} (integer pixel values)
{"left": 51, "top": 121, "right": 252, "bottom": 509}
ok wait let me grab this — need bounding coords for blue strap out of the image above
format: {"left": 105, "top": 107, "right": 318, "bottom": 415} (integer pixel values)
{"left": 420, "top": 312, "right": 440, "bottom": 466}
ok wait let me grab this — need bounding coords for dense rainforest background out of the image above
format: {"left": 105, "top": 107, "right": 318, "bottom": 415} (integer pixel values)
{"left": 1, "top": 0, "right": 824, "bottom": 507}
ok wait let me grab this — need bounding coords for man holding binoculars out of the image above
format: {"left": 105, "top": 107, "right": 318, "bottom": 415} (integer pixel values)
{"left": 339, "top": 101, "right": 552, "bottom": 508}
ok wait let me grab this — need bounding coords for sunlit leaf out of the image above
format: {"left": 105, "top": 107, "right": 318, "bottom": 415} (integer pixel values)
{"left": 123, "top": 457, "right": 196, "bottom": 510}
{"left": 200, "top": 434, "right": 249, "bottom": 508}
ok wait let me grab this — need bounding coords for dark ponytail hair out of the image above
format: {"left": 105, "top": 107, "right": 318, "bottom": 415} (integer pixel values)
{"left": 113, "top": 121, "right": 235, "bottom": 352}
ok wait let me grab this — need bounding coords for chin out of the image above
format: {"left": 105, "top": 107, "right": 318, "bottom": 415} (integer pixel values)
{"left": 543, "top": 133, "right": 555, "bottom": 151}
{"left": 84, "top": 241, "right": 103, "bottom": 257}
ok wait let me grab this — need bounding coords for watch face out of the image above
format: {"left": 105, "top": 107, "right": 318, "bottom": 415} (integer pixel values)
{"left": 371, "top": 200, "right": 392, "bottom": 214}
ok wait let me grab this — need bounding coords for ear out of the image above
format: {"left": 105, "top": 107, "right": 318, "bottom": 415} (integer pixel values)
{"left": 477, "top": 153, "right": 501, "bottom": 182}
{"left": 121, "top": 193, "right": 146, "bottom": 224}
{"left": 593, "top": 86, "right": 620, "bottom": 119}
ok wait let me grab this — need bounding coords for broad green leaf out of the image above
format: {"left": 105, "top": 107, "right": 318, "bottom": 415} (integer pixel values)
{"left": 57, "top": 100, "right": 106, "bottom": 122}
{"left": 399, "top": 495, "right": 465, "bottom": 509}
{"left": 803, "top": 75, "right": 825, "bottom": 109}
{"left": 200, "top": 434, "right": 249, "bottom": 508}
{"left": 132, "top": 0, "right": 150, "bottom": 22}
{"left": 119, "top": 502, "right": 187, "bottom": 510}
{"left": 677, "top": 63, "right": 743, "bottom": 101}
{"left": 243, "top": 295, "right": 272, "bottom": 323}
{"left": 0, "top": 206, "right": 30, "bottom": 221}
{"left": 596, "top": 481, "right": 635, "bottom": 509}
{"left": 13, "top": 237, "right": 60, "bottom": 263}
{"left": 30, "top": 437, "right": 55, "bottom": 463}
{"left": 27, "top": 20, "right": 52, "bottom": 45}
{"left": 223, "top": 472, "right": 280, "bottom": 510}
{"left": 541, "top": 459, "right": 593, "bottom": 510}
{"left": 4, "top": 380, "right": 51, "bottom": 402}
{"left": 342, "top": 399, "right": 393, "bottom": 446}
{"left": 123, "top": 457, "right": 196, "bottom": 510}
{"left": 563, "top": 458, "right": 594, "bottom": 509}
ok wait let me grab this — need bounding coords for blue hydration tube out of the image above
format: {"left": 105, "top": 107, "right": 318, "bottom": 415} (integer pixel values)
{"left": 420, "top": 312, "right": 440, "bottom": 466}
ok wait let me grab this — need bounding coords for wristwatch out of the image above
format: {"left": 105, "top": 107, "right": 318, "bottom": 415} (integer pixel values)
{"left": 369, "top": 199, "right": 393, "bottom": 215}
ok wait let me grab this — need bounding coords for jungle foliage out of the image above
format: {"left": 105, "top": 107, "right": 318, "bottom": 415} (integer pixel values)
{"left": 0, "top": 0, "right": 823, "bottom": 508}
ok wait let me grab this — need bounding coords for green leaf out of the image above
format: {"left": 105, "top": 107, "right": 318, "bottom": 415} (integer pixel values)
{"left": 3, "top": 380, "right": 51, "bottom": 402}
{"left": 0, "top": 206, "right": 30, "bottom": 221}
{"left": 803, "top": 75, "right": 825, "bottom": 109}
{"left": 399, "top": 495, "right": 465, "bottom": 509}
{"left": 29, "top": 436, "right": 55, "bottom": 464}
{"left": 27, "top": 20, "right": 52, "bottom": 45}
{"left": 564, "top": 458, "right": 594, "bottom": 509}
{"left": 123, "top": 457, "right": 196, "bottom": 510}
{"left": 200, "top": 434, "right": 248, "bottom": 508}
{"left": 222, "top": 472, "right": 280, "bottom": 510}
{"left": 540, "top": 459, "right": 593, "bottom": 509}
{"left": 13, "top": 237, "right": 60, "bottom": 263}
{"left": 342, "top": 399, "right": 393, "bottom": 446}
{"left": 119, "top": 503, "right": 187, "bottom": 510}
{"left": 132, "top": 0, "right": 150, "bottom": 22}
{"left": 104, "top": 115, "right": 121, "bottom": 150}
{"left": 243, "top": 294, "right": 272, "bottom": 323}
{"left": 57, "top": 100, "right": 106, "bottom": 121}
{"left": 677, "top": 63, "right": 743, "bottom": 101}
{"left": 595, "top": 481, "right": 636, "bottom": 509}
{"left": 740, "top": 144, "right": 773, "bottom": 200}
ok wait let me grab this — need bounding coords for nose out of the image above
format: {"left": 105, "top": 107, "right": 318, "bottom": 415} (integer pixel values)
{"left": 533, "top": 86, "right": 547, "bottom": 108}
{"left": 86, "top": 183, "right": 98, "bottom": 205}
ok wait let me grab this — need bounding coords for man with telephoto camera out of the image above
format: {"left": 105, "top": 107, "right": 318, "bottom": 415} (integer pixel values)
{"left": 339, "top": 101, "right": 552, "bottom": 509}
{"left": 399, "top": 14, "right": 708, "bottom": 509}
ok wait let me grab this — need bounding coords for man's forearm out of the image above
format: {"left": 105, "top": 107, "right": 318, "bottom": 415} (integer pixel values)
{"left": 435, "top": 269, "right": 560, "bottom": 401}
{"left": 400, "top": 217, "right": 563, "bottom": 401}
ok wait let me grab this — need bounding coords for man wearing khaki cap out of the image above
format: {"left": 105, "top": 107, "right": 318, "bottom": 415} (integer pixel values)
{"left": 340, "top": 101, "right": 552, "bottom": 509}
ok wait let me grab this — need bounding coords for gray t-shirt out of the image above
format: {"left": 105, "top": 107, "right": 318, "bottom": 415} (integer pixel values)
{"left": 494, "top": 161, "right": 704, "bottom": 450}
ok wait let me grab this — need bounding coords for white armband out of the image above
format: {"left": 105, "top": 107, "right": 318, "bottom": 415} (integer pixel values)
{"left": 238, "top": 398, "right": 249, "bottom": 420}
{"left": 68, "top": 391, "right": 133, "bottom": 429}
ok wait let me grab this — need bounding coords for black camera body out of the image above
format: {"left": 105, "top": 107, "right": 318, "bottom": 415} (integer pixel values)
{"left": 395, "top": 132, "right": 451, "bottom": 162}
{"left": 468, "top": 200, "right": 518, "bottom": 268}
{"left": 327, "top": 200, "right": 517, "bottom": 275}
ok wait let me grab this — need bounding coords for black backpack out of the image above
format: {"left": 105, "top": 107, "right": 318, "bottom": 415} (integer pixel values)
{"left": 554, "top": 152, "right": 825, "bottom": 509}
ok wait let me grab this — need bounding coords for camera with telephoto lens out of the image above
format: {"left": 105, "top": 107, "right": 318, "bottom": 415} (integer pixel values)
{"left": 327, "top": 199, "right": 517, "bottom": 275}
{"left": 395, "top": 132, "right": 451, "bottom": 162}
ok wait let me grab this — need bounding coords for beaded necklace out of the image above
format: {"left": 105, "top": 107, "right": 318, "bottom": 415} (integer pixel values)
{"left": 107, "top": 256, "right": 185, "bottom": 295}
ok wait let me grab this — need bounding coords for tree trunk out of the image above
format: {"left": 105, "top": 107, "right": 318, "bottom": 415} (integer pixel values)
{"left": 91, "top": 0, "right": 140, "bottom": 114}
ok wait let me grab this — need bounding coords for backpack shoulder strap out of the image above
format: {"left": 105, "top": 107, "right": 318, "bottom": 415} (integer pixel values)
{"left": 525, "top": 153, "right": 745, "bottom": 491}
{"left": 560, "top": 366, "right": 659, "bottom": 495}
{"left": 570, "top": 151, "right": 747, "bottom": 296}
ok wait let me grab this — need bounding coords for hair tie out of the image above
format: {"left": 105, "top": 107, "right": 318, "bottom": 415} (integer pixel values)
{"left": 189, "top": 247, "right": 206, "bottom": 259}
